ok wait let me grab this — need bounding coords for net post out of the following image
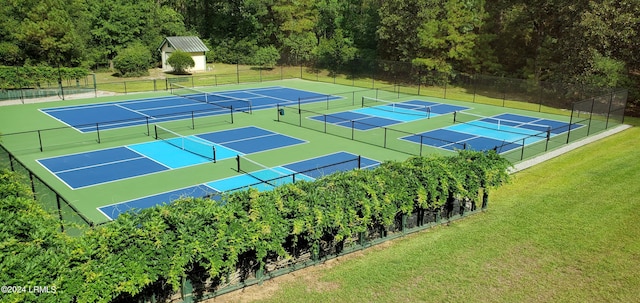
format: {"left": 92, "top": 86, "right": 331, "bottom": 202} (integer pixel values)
{"left": 236, "top": 155, "right": 241, "bottom": 172}
{"left": 145, "top": 117, "right": 150, "bottom": 136}
{"left": 351, "top": 121, "right": 355, "bottom": 140}
{"left": 323, "top": 115, "right": 327, "bottom": 133}
{"left": 358, "top": 155, "right": 361, "bottom": 169}
{"left": 545, "top": 128, "right": 551, "bottom": 151}
{"left": 276, "top": 104, "right": 281, "bottom": 122}
{"left": 361, "top": 96, "right": 365, "bottom": 107}
{"left": 298, "top": 97, "right": 301, "bottom": 114}
{"left": 96, "top": 123, "right": 101, "bottom": 143}
{"left": 230, "top": 106, "right": 234, "bottom": 124}
{"left": 419, "top": 135, "right": 424, "bottom": 156}
{"left": 38, "top": 130, "right": 43, "bottom": 152}
{"left": 520, "top": 138, "right": 525, "bottom": 160}
{"left": 453, "top": 111, "right": 457, "bottom": 123}
{"left": 383, "top": 128, "right": 387, "bottom": 148}
{"left": 212, "top": 146, "right": 217, "bottom": 163}
{"left": 427, "top": 107, "right": 431, "bottom": 119}
{"left": 191, "top": 111, "right": 195, "bottom": 129}
{"left": 154, "top": 125, "right": 159, "bottom": 139}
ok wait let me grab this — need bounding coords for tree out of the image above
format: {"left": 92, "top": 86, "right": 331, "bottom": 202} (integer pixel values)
{"left": 85, "top": 0, "right": 187, "bottom": 69}
{"left": 113, "top": 43, "right": 152, "bottom": 77}
{"left": 271, "top": 0, "right": 319, "bottom": 64}
{"left": 167, "top": 50, "right": 195, "bottom": 74}
{"left": 252, "top": 46, "right": 281, "bottom": 67}
{"left": 314, "top": 29, "right": 358, "bottom": 72}
{"left": 0, "top": 0, "right": 89, "bottom": 66}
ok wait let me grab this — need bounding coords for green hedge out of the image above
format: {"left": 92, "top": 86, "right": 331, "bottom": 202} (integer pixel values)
{"left": 0, "top": 66, "right": 90, "bottom": 89}
{"left": 0, "top": 150, "right": 510, "bottom": 302}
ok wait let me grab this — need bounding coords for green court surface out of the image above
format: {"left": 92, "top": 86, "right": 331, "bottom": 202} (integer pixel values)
{"left": 0, "top": 79, "right": 603, "bottom": 225}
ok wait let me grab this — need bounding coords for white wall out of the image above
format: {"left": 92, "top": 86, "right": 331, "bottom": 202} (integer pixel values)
{"left": 160, "top": 43, "right": 207, "bottom": 72}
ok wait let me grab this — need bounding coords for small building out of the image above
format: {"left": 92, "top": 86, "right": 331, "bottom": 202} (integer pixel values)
{"left": 158, "top": 36, "right": 209, "bottom": 72}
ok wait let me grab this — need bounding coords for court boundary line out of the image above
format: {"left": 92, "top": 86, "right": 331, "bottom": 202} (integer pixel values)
{"left": 52, "top": 155, "right": 150, "bottom": 174}
{"left": 95, "top": 151, "right": 379, "bottom": 220}
{"left": 37, "top": 108, "right": 85, "bottom": 134}
{"left": 307, "top": 111, "right": 404, "bottom": 131}
{"left": 97, "top": 183, "right": 220, "bottom": 221}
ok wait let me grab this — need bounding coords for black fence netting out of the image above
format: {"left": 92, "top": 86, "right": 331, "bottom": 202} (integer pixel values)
{"left": 0, "top": 143, "right": 93, "bottom": 234}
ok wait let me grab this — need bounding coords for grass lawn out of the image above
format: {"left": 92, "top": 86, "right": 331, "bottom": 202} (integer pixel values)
{"left": 216, "top": 124, "right": 640, "bottom": 302}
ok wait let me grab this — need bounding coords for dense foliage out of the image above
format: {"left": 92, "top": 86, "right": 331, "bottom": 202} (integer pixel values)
{"left": 0, "top": 66, "right": 90, "bottom": 89}
{"left": 0, "top": 151, "right": 510, "bottom": 302}
{"left": 0, "top": 1, "right": 637, "bottom": 96}
{"left": 166, "top": 50, "right": 195, "bottom": 74}
{"left": 112, "top": 43, "right": 153, "bottom": 77}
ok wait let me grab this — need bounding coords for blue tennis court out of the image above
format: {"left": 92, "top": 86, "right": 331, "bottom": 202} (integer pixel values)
{"left": 309, "top": 99, "right": 469, "bottom": 130}
{"left": 37, "top": 126, "right": 305, "bottom": 189}
{"left": 98, "top": 151, "right": 380, "bottom": 220}
{"left": 40, "top": 86, "right": 341, "bottom": 132}
{"left": 98, "top": 185, "right": 220, "bottom": 221}
{"left": 401, "top": 113, "right": 583, "bottom": 153}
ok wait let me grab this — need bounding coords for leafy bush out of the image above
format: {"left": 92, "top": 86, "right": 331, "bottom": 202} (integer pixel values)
{"left": 166, "top": 50, "right": 194, "bottom": 74}
{"left": 112, "top": 43, "right": 152, "bottom": 77}
{"left": 0, "top": 151, "right": 510, "bottom": 301}
{"left": 0, "top": 66, "right": 90, "bottom": 89}
{"left": 0, "top": 170, "right": 75, "bottom": 303}
{"left": 252, "top": 46, "right": 281, "bottom": 67}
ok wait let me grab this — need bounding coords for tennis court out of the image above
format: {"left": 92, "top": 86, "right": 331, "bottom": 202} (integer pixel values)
{"left": 98, "top": 151, "right": 379, "bottom": 220}
{"left": 1, "top": 78, "right": 606, "bottom": 226}
{"left": 40, "top": 86, "right": 340, "bottom": 132}
{"left": 309, "top": 99, "right": 469, "bottom": 130}
{"left": 401, "top": 113, "right": 583, "bottom": 153}
{"left": 37, "top": 126, "right": 306, "bottom": 189}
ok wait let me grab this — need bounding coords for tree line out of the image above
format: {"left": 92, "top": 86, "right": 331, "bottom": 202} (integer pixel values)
{"left": 1, "top": 0, "right": 638, "bottom": 106}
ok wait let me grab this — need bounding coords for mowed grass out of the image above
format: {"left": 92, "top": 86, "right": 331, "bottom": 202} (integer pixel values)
{"left": 227, "top": 125, "right": 640, "bottom": 303}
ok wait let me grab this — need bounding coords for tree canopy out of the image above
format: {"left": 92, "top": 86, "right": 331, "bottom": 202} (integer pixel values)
{"left": 0, "top": 0, "right": 637, "bottom": 108}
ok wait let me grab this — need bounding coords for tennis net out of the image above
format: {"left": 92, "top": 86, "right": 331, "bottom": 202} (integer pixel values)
{"left": 154, "top": 125, "right": 217, "bottom": 162}
{"left": 236, "top": 155, "right": 293, "bottom": 188}
{"left": 362, "top": 96, "right": 431, "bottom": 118}
{"left": 453, "top": 111, "right": 551, "bottom": 139}
{"left": 170, "top": 83, "right": 253, "bottom": 113}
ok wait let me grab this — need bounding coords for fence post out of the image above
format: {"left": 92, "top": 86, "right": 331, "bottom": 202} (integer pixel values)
{"left": 482, "top": 190, "right": 489, "bottom": 209}
{"left": 605, "top": 91, "right": 614, "bottom": 129}
{"left": 402, "top": 214, "right": 407, "bottom": 234}
{"left": 443, "top": 74, "right": 447, "bottom": 99}
{"left": 181, "top": 277, "right": 194, "bottom": 303}
{"left": 92, "top": 73, "right": 97, "bottom": 98}
{"left": 56, "top": 195, "right": 65, "bottom": 233}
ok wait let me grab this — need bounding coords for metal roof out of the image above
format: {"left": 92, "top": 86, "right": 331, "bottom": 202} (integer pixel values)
{"left": 160, "top": 36, "right": 209, "bottom": 52}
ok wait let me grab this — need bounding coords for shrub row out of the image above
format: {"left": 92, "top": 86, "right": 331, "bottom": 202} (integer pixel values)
{"left": 0, "top": 150, "right": 510, "bottom": 302}
{"left": 0, "top": 66, "right": 90, "bottom": 89}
